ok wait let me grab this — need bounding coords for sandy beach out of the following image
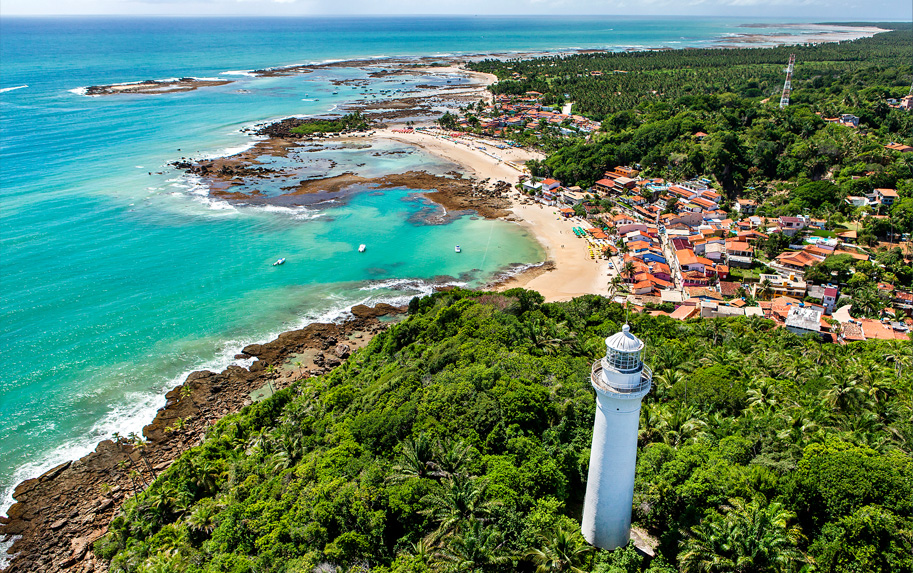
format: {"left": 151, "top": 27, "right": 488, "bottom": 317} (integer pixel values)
{"left": 376, "top": 127, "right": 608, "bottom": 302}
{"left": 718, "top": 24, "right": 889, "bottom": 47}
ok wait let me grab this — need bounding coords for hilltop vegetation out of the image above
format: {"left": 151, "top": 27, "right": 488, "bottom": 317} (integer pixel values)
{"left": 468, "top": 28, "right": 913, "bottom": 210}
{"left": 95, "top": 289, "right": 912, "bottom": 573}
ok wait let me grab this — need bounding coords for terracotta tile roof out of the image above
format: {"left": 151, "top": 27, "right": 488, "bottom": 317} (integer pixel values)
{"left": 719, "top": 281, "right": 742, "bottom": 297}
{"left": 676, "top": 249, "right": 698, "bottom": 266}
{"left": 860, "top": 319, "right": 894, "bottom": 340}
{"left": 725, "top": 241, "right": 753, "bottom": 252}
{"left": 670, "top": 305, "right": 699, "bottom": 320}
{"left": 840, "top": 322, "right": 865, "bottom": 341}
{"left": 776, "top": 251, "right": 819, "bottom": 268}
{"left": 686, "top": 287, "right": 724, "bottom": 300}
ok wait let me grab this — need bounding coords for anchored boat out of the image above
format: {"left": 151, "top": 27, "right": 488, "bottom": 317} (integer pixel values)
{"left": 358, "top": 244, "right": 366, "bottom": 253}
{"left": 455, "top": 245, "right": 461, "bottom": 253}
{"left": 273, "top": 258, "right": 286, "bottom": 266}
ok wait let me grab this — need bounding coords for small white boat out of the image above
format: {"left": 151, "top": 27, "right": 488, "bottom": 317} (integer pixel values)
{"left": 273, "top": 258, "right": 286, "bottom": 266}
{"left": 358, "top": 244, "right": 366, "bottom": 253}
{"left": 455, "top": 245, "right": 461, "bottom": 253}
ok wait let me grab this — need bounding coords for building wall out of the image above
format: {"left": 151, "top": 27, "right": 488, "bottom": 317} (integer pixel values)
{"left": 581, "top": 391, "right": 644, "bottom": 550}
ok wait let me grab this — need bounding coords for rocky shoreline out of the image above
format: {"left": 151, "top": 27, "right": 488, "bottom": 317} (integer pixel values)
{"left": 0, "top": 303, "right": 404, "bottom": 572}
{"left": 84, "top": 78, "right": 232, "bottom": 96}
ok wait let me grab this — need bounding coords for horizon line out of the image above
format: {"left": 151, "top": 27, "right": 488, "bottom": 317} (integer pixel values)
{"left": 0, "top": 14, "right": 906, "bottom": 22}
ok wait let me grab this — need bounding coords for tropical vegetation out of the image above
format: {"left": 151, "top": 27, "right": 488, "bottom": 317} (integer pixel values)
{"left": 95, "top": 289, "right": 912, "bottom": 572}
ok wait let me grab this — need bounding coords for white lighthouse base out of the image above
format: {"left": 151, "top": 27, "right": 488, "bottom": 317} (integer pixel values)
{"left": 580, "top": 391, "right": 644, "bottom": 550}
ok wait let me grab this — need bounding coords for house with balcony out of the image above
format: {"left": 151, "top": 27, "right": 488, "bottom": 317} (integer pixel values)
{"left": 874, "top": 188, "right": 899, "bottom": 206}
{"left": 734, "top": 199, "right": 757, "bottom": 215}
{"left": 753, "top": 274, "right": 808, "bottom": 299}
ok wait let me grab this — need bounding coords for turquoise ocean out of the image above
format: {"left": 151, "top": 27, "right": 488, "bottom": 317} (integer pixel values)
{"left": 0, "top": 16, "right": 827, "bottom": 523}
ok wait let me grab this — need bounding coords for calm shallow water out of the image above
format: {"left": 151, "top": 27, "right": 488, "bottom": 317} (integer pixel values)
{"left": 0, "top": 16, "right": 828, "bottom": 520}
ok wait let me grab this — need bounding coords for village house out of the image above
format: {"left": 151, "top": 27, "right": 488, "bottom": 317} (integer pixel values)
{"left": 785, "top": 305, "right": 825, "bottom": 338}
{"left": 775, "top": 250, "right": 820, "bottom": 273}
{"left": 754, "top": 274, "right": 807, "bottom": 300}
{"left": 873, "top": 188, "right": 899, "bottom": 206}
{"left": 734, "top": 199, "right": 757, "bottom": 215}
{"left": 778, "top": 216, "right": 807, "bottom": 236}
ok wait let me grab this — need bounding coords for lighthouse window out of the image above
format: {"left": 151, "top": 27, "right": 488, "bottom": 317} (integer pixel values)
{"left": 608, "top": 349, "right": 640, "bottom": 371}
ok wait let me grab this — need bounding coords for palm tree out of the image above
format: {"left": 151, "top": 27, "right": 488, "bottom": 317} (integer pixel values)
{"left": 659, "top": 403, "right": 707, "bottom": 448}
{"left": 746, "top": 378, "right": 780, "bottom": 410}
{"left": 389, "top": 433, "right": 435, "bottom": 482}
{"left": 186, "top": 498, "right": 220, "bottom": 535}
{"left": 117, "top": 459, "right": 138, "bottom": 497}
{"left": 822, "top": 371, "right": 866, "bottom": 412}
{"left": 649, "top": 344, "right": 693, "bottom": 372}
{"left": 622, "top": 261, "right": 636, "bottom": 280}
{"left": 421, "top": 475, "right": 497, "bottom": 543}
{"left": 430, "top": 437, "right": 473, "bottom": 479}
{"left": 653, "top": 368, "right": 686, "bottom": 401}
{"left": 525, "top": 524, "right": 593, "bottom": 572}
{"left": 757, "top": 279, "right": 773, "bottom": 300}
{"left": 433, "top": 520, "right": 511, "bottom": 572}
{"left": 607, "top": 275, "right": 624, "bottom": 298}
{"left": 679, "top": 497, "right": 806, "bottom": 573}
{"left": 129, "top": 432, "right": 157, "bottom": 481}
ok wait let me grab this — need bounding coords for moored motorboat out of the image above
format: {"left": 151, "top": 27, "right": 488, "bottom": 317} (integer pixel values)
{"left": 273, "top": 258, "right": 286, "bottom": 266}
{"left": 455, "top": 245, "right": 461, "bottom": 253}
{"left": 358, "top": 244, "right": 366, "bottom": 252}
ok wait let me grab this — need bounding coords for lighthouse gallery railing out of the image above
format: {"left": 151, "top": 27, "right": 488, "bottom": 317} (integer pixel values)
{"left": 591, "top": 361, "right": 652, "bottom": 397}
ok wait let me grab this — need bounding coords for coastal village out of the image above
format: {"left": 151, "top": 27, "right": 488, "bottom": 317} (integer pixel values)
{"left": 416, "top": 87, "right": 913, "bottom": 344}
{"left": 511, "top": 166, "right": 911, "bottom": 343}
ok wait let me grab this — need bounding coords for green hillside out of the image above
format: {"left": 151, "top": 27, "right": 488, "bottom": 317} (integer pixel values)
{"left": 95, "top": 289, "right": 911, "bottom": 573}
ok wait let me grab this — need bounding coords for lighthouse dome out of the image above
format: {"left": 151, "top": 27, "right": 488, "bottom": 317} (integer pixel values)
{"left": 605, "top": 324, "right": 644, "bottom": 353}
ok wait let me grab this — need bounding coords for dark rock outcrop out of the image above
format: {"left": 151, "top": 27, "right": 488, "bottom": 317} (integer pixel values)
{"left": 1, "top": 304, "right": 404, "bottom": 572}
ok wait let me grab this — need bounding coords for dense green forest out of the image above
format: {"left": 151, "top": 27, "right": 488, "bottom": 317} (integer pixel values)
{"left": 96, "top": 289, "right": 912, "bottom": 573}
{"left": 290, "top": 113, "right": 369, "bottom": 135}
{"left": 468, "top": 27, "right": 913, "bottom": 219}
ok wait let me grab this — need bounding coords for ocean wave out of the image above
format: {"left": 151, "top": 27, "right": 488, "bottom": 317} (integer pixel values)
{"left": 165, "top": 173, "right": 239, "bottom": 214}
{"left": 220, "top": 70, "right": 257, "bottom": 77}
{"left": 0, "top": 270, "right": 481, "bottom": 531}
{"left": 484, "top": 261, "right": 547, "bottom": 286}
{"left": 197, "top": 140, "right": 259, "bottom": 161}
{"left": 248, "top": 204, "right": 323, "bottom": 220}
{"left": 0, "top": 535, "right": 19, "bottom": 569}
{"left": 68, "top": 87, "right": 88, "bottom": 96}
{"left": 0, "top": 85, "right": 28, "bottom": 94}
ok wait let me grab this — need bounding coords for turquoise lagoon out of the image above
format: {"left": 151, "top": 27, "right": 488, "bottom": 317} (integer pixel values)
{"left": 0, "top": 16, "right": 834, "bottom": 520}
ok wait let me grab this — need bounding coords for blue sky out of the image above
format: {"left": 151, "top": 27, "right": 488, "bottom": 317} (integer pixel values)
{"left": 0, "top": 0, "right": 909, "bottom": 19}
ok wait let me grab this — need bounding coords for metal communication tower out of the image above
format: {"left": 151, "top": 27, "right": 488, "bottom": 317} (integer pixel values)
{"left": 779, "top": 54, "right": 796, "bottom": 109}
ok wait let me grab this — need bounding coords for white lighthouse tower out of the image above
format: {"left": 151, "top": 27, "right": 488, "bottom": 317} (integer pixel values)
{"left": 581, "top": 324, "right": 652, "bottom": 550}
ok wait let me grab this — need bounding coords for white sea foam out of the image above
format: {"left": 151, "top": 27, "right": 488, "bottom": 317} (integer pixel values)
{"left": 0, "top": 534, "right": 20, "bottom": 569}
{"left": 68, "top": 87, "right": 88, "bottom": 96}
{"left": 221, "top": 70, "right": 257, "bottom": 77}
{"left": 198, "top": 140, "right": 259, "bottom": 161}
{"left": 248, "top": 204, "right": 323, "bottom": 221}
{"left": 0, "top": 270, "right": 475, "bottom": 538}
{"left": 0, "top": 85, "right": 28, "bottom": 94}
{"left": 165, "top": 173, "right": 239, "bottom": 214}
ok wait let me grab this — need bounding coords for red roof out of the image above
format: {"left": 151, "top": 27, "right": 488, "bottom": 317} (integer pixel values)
{"left": 677, "top": 249, "right": 698, "bottom": 266}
